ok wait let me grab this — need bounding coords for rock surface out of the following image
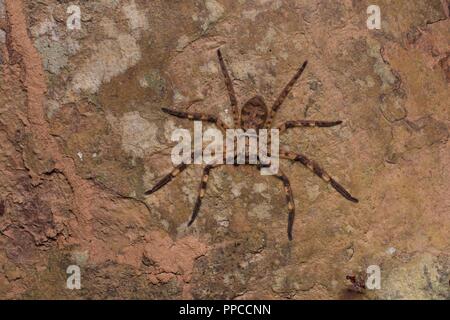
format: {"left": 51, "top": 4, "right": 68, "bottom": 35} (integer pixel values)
{"left": 0, "top": 0, "right": 448, "bottom": 299}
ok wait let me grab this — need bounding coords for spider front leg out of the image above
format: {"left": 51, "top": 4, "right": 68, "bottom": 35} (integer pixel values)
{"left": 266, "top": 60, "right": 308, "bottom": 127}
{"left": 277, "top": 120, "right": 342, "bottom": 134}
{"left": 217, "top": 49, "right": 239, "bottom": 127}
{"left": 281, "top": 150, "right": 359, "bottom": 203}
{"left": 161, "top": 108, "right": 229, "bottom": 132}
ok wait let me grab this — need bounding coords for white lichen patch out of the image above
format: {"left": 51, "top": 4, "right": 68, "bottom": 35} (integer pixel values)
{"left": 98, "top": 0, "right": 120, "bottom": 7}
{"left": 30, "top": 17, "right": 72, "bottom": 75}
{"left": 71, "top": 251, "right": 89, "bottom": 266}
{"left": 367, "top": 39, "right": 397, "bottom": 91}
{"left": 120, "top": 111, "right": 164, "bottom": 158}
{"left": 256, "top": 26, "right": 277, "bottom": 53}
{"left": 46, "top": 99, "right": 61, "bottom": 118}
{"left": 386, "top": 247, "right": 396, "bottom": 255}
{"left": 242, "top": 9, "right": 259, "bottom": 21}
{"left": 270, "top": 0, "right": 282, "bottom": 9}
{"left": 176, "top": 35, "right": 191, "bottom": 52}
{"left": 380, "top": 254, "right": 448, "bottom": 299}
{"left": 182, "top": 184, "right": 197, "bottom": 205}
{"left": 71, "top": 19, "right": 141, "bottom": 94}
{"left": 213, "top": 207, "right": 233, "bottom": 227}
{"left": 202, "top": 0, "right": 225, "bottom": 31}
{"left": 173, "top": 90, "right": 187, "bottom": 104}
{"left": 252, "top": 182, "right": 271, "bottom": 200}
{"left": 0, "top": 1, "right": 4, "bottom": 19}
{"left": 253, "top": 183, "right": 267, "bottom": 193}
{"left": 139, "top": 76, "right": 149, "bottom": 88}
{"left": 31, "top": 17, "right": 59, "bottom": 41}
{"left": 279, "top": 50, "right": 289, "bottom": 60}
{"left": 248, "top": 202, "right": 272, "bottom": 220}
{"left": 365, "top": 75, "right": 375, "bottom": 88}
{"left": 305, "top": 179, "right": 321, "bottom": 201}
{"left": 231, "top": 181, "right": 246, "bottom": 198}
{"left": 163, "top": 119, "right": 179, "bottom": 142}
{"left": 230, "top": 59, "right": 258, "bottom": 81}
{"left": 199, "top": 61, "right": 219, "bottom": 74}
{"left": 35, "top": 38, "right": 68, "bottom": 74}
{"left": 122, "top": 0, "right": 149, "bottom": 36}
{"left": 218, "top": 219, "right": 230, "bottom": 228}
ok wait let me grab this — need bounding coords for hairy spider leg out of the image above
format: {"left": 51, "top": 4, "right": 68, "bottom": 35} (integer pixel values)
{"left": 273, "top": 170, "right": 295, "bottom": 240}
{"left": 188, "top": 164, "right": 214, "bottom": 226}
{"left": 280, "top": 149, "right": 358, "bottom": 203}
{"left": 217, "top": 49, "right": 239, "bottom": 127}
{"left": 144, "top": 151, "right": 202, "bottom": 195}
{"left": 277, "top": 120, "right": 342, "bottom": 134}
{"left": 188, "top": 152, "right": 243, "bottom": 226}
{"left": 161, "top": 107, "right": 229, "bottom": 132}
{"left": 144, "top": 162, "right": 189, "bottom": 195}
{"left": 266, "top": 60, "right": 308, "bottom": 128}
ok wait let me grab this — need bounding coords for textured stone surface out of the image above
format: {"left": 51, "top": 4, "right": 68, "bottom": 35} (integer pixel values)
{"left": 0, "top": 0, "right": 448, "bottom": 299}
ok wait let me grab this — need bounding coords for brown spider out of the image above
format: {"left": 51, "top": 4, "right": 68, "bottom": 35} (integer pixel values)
{"left": 145, "top": 49, "right": 358, "bottom": 240}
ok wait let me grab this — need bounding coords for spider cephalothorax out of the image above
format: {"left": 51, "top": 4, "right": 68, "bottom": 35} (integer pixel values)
{"left": 240, "top": 95, "right": 268, "bottom": 130}
{"left": 146, "top": 49, "right": 358, "bottom": 240}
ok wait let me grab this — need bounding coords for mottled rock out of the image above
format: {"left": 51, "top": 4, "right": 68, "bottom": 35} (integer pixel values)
{"left": 0, "top": 0, "right": 448, "bottom": 300}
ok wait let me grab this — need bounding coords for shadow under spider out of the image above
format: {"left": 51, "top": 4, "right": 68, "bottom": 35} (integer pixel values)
{"left": 145, "top": 49, "right": 358, "bottom": 241}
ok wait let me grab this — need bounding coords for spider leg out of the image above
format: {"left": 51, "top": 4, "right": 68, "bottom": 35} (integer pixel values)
{"left": 162, "top": 107, "right": 229, "bottom": 132}
{"left": 275, "top": 171, "right": 296, "bottom": 241}
{"left": 256, "top": 164, "right": 295, "bottom": 240}
{"left": 267, "top": 60, "right": 308, "bottom": 127}
{"left": 277, "top": 120, "right": 342, "bottom": 134}
{"left": 188, "top": 152, "right": 259, "bottom": 227}
{"left": 188, "top": 151, "right": 236, "bottom": 225}
{"left": 188, "top": 164, "right": 215, "bottom": 226}
{"left": 217, "top": 49, "right": 239, "bottom": 127}
{"left": 145, "top": 151, "right": 201, "bottom": 195}
{"left": 281, "top": 150, "right": 359, "bottom": 203}
{"left": 144, "top": 162, "right": 190, "bottom": 195}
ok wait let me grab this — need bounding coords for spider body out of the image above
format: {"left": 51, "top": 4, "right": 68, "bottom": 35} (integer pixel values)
{"left": 145, "top": 49, "right": 358, "bottom": 240}
{"left": 240, "top": 95, "right": 268, "bottom": 130}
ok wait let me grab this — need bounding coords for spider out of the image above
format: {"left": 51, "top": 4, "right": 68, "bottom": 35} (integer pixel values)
{"left": 145, "top": 49, "right": 358, "bottom": 240}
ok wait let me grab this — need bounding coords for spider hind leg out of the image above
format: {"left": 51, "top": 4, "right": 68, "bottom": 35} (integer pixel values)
{"left": 144, "top": 163, "right": 188, "bottom": 195}
{"left": 274, "top": 172, "right": 296, "bottom": 241}
{"left": 188, "top": 165, "right": 213, "bottom": 226}
{"left": 256, "top": 163, "right": 295, "bottom": 241}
